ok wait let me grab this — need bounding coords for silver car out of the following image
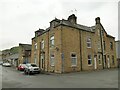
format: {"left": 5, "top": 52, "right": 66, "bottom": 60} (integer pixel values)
{"left": 24, "top": 63, "right": 40, "bottom": 75}
{"left": 2, "top": 63, "right": 11, "bottom": 67}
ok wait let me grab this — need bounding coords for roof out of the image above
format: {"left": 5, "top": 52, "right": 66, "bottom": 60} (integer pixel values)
{"left": 19, "top": 43, "right": 32, "bottom": 50}
{"left": 58, "top": 19, "right": 95, "bottom": 32}
{"left": 107, "top": 34, "right": 115, "bottom": 38}
{"left": 34, "top": 15, "right": 114, "bottom": 38}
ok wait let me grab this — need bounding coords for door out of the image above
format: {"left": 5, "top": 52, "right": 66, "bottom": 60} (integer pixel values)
{"left": 40, "top": 54, "right": 45, "bottom": 71}
{"left": 104, "top": 55, "right": 107, "bottom": 68}
{"left": 94, "top": 56, "right": 97, "bottom": 70}
{"left": 107, "top": 55, "right": 110, "bottom": 68}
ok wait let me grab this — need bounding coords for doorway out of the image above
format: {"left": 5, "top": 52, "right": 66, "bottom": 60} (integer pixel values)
{"left": 40, "top": 54, "right": 45, "bottom": 71}
{"left": 94, "top": 55, "right": 97, "bottom": 70}
{"left": 107, "top": 55, "right": 110, "bottom": 68}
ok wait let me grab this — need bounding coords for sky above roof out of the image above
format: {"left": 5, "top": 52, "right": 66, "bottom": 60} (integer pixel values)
{"left": 0, "top": 0, "right": 119, "bottom": 50}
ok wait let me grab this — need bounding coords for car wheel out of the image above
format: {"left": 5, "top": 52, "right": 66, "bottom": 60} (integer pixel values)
{"left": 38, "top": 71, "right": 40, "bottom": 74}
{"left": 24, "top": 70, "right": 27, "bottom": 75}
{"left": 28, "top": 70, "right": 31, "bottom": 75}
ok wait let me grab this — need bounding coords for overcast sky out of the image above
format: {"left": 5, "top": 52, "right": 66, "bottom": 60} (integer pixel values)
{"left": 0, "top": 0, "right": 119, "bottom": 50}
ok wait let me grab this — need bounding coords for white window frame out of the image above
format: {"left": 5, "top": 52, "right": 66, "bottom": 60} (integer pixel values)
{"left": 98, "top": 41, "right": 101, "bottom": 50}
{"left": 50, "top": 54, "right": 55, "bottom": 66}
{"left": 34, "top": 43, "right": 37, "bottom": 50}
{"left": 88, "top": 55, "right": 92, "bottom": 66}
{"left": 41, "top": 40, "right": 44, "bottom": 49}
{"left": 87, "top": 37, "right": 91, "bottom": 48}
{"left": 71, "top": 53, "right": 77, "bottom": 67}
{"left": 98, "top": 29, "right": 100, "bottom": 36}
{"left": 50, "top": 36, "right": 54, "bottom": 46}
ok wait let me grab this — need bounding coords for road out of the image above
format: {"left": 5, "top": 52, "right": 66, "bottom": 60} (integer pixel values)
{"left": 1, "top": 65, "right": 118, "bottom": 88}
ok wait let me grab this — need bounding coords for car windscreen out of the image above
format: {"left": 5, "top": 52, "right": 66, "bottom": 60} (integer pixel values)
{"left": 31, "top": 64, "right": 37, "bottom": 67}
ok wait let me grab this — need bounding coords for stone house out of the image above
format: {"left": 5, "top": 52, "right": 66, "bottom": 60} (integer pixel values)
{"left": 7, "top": 53, "right": 19, "bottom": 67}
{"left": 18, "top": 43, "right": 32, "bottom": 65}
{"left": 31, "top": 14, "right": 117, "bottom": 73}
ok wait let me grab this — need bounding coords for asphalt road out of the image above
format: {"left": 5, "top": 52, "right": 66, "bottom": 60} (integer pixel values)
{"left": 1, "top": 65, "right": 118, "bottom": 88}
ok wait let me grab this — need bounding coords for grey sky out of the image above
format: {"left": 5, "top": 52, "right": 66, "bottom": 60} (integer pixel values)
{"left": 0, "top": 0, "right": 119, "bottom": 50}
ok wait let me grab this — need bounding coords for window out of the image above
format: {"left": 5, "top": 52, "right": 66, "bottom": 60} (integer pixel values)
{"left": 87, "top": 38, "right": 91, "bottom": 48}
{"left": 41, "top": 40, "right": 44, "bottom": 49}
{"left": 98, "top": 41, "right": 101, "bottom": 49}
{"left": 34, "top": 57, "right": 37, "bottom": 64}
{"left": 98, "top": 29, "right": 100, "bottom": 36}
{"left": 110, "top": 42, "right": 113, "bottom": 50}
{"left": 88, "top": 55, "right": 92, "bottom": 65}
{"left": 112, "top": 55, "right": 115, "bottom": 65}
{"left": 71, "top": 53, "right": 77, "bottom": 66}
{"left": 103, "top": 41, "right": 106, "bottom": 50}
{"left": 50, "top": 54, "right": 55, "bottom": 66}
{"left": 98, "top": 54, "right": 101, "bottom": 64}
{"left": 34, "top": 43, "right": 37, "bottom": 50}
{"left": 50, "top": 36, "right": 54, "bottom": 46}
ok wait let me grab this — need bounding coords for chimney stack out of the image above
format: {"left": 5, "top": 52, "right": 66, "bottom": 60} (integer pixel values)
{"left": 95, "top": 17, "right": 100, "bottom": 24}
{"left": 68, "top": 14, "right": 77, "bottom": 24}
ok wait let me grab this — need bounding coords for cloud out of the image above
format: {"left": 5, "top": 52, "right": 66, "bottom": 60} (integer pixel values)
{"left": 0, "top": 0, "right": 118, "bottom": 50}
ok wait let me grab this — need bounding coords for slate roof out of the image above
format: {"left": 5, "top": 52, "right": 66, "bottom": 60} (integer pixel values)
{"left": 57, "top": 19, "right": 95, "bottom": 32}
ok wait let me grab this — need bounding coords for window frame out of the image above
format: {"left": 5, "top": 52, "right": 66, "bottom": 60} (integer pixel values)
{"left": 41, "top": 40, "right": 44, "bottom": 49}
{"left": 87, "top": 37, "right": 91, "bottom": 48}
{"left": 34, "top": 43, "right": 37, "bottom": 50}
{"left": 98, "top": 54, "right": 102, "bottom": 65}
{"left": 50, "top": 54, "right": 55, "bottom": 66}
{"left": 88, "top": 54, "right": 92, "bottom": 66}
{"left": 110, "top": 42, "right": 113, "bottom": 50}
{"left": 98, "top": 41, "right": 101, "bottom": 50}
{"left": 50, "top": 35, "right": 55, "bottom": 47}
{"left": 71, "top": 53, "right": 77, "bottom": 67}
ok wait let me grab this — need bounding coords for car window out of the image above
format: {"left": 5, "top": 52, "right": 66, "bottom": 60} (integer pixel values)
{"left": 26, "top": 64, "right": 31, "bottom": 67}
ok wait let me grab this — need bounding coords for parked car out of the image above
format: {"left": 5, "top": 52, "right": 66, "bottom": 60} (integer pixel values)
{"left": 24, "top": 63, "right": 40, "bottom": 75}
{"left": 2, "top": 63, "right": 11, "bottom": 67}
{"left": 17, "top": 64, "right": 27, "bottom": 71}
{"left": 0, "top": 61, "right": 3, "bottom": 65}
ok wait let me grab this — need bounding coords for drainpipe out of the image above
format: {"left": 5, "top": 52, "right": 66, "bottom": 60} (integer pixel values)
{"left": 79, "top": 30, "right": 82, "bottom": 71}
{"left": 47, "top": 32, "right": 49, "bottom": 72}
{"left": 39, "top": 42, "right": 41, "bottom": 68}
{"left": 61, "top": 24, "right": 64, "bottom": 73}
{"left": 100, "top": 27, "right": 104, "bottom": 69}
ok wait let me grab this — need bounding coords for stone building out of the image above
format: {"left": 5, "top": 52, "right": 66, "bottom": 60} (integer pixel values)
{"left": 18, "top": 43, "right": 32, "bottom": 65}
{"left": 31, "top": 14, "right": 117, "bottom": 73}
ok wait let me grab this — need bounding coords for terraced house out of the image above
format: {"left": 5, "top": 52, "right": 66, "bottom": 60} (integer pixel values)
{"left": 18, "top": 43, "right": 32, "bottom": 65}
{"left": 31, "top": 14, "right": 117, "bottom": 73}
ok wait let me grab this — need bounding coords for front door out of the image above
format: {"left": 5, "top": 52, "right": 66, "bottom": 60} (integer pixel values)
{"left": 94, "top": 56, "right": 97, "bottom": 70}
{"left": 104, "top": 55, "right": 107, "bottom": 68}
{"left": 107, "top": 56, "right": 110, "bottom": 68}
{"left": 41, "top": 54, "right": 45, "bottom": 71}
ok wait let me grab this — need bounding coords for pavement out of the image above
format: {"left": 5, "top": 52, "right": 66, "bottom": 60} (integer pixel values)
{"left": 1, "top": 65, "right": 119, "bottom": 88}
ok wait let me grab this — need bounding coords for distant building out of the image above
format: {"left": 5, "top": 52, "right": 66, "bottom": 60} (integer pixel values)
{"left": 31, "top": 14, "right": 117, "bottom": 73}
{"left": 18, "top": 43, "right": 32, "bottom": 65}
{"left": 2, "top": 49, "right": 11, "bottom": 63}
{"left": 7, "top": 53, "right": 19, "bottom": 67}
